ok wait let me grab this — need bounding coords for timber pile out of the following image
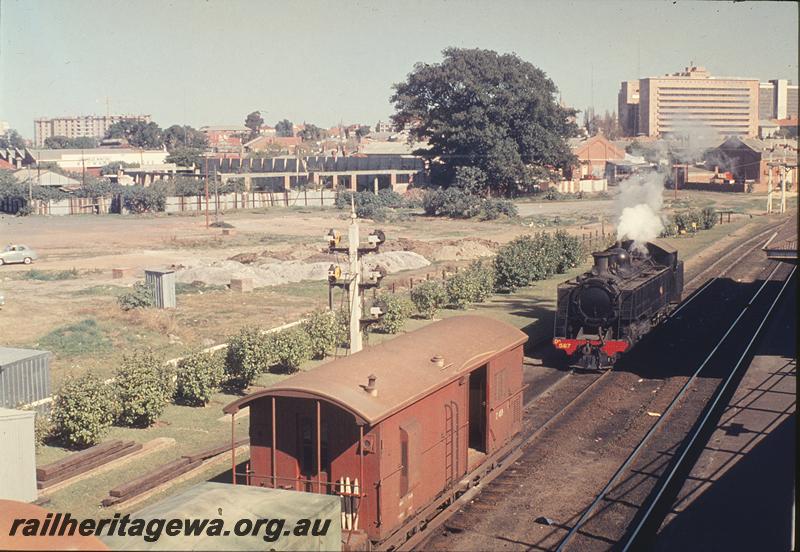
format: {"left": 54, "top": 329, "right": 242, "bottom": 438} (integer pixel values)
{"left": 37, "top": 440, "right": 142, "bottom": 490}
{"left": 101, "top": 438, "right": 249, "bottom": 507}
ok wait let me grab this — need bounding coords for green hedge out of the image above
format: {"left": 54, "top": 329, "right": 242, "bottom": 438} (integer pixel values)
{"left": 411, "top": 279, "right": 448, "bottom": 319}
{"left": 115, "top": 350, "right": 175, "bottom": 427}
{"left": 51, "top": 372, "right": 117, "bottom": 449}
{"left": 266, "top": 327, "right": 312, "bottom": 373}
{"left": 225, "top": 326, "right": 271, "bottom": 389}
{"left": 494, "top": 231, "right": 584, "bottom": 292}
{"left": 302, "top": 310, "right": 340, "bottom": 359}
{"left": 373, "top": 294, "right": 414, "bottom": 333}
{"left": 175, "top": 351, "right": 225, "bottom": 406}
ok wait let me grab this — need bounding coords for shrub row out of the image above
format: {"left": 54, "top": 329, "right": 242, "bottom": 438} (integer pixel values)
{"left": 493, "top": 230, "right": 584, "bottom": 292}
{"left": 661, "top": 207, "right": 717, "bottom": 237}
{"left": 335, "top": 189, "right": 408, "bottom": 220}
{"left": 422, "top": 188, "right": 517, "bottom": 220}
{"left": 48, "top": 309, "right": 349, "bottom": 449}
{"left": 49, "top": 350, "right": 175, "bottom": 448}
{"left": 410, "top": 260, "right": 496, "bottom": 318}
{"left": 225, "top": 310, "right": 347, "bottom": 387}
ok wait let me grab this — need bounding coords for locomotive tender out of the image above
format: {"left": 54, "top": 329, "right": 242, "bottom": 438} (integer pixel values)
{"left": 224, "top": 315, "right": 528, "bottom": 550}
{"left": 553, "top": 240, "right": 684, "bottom": 369}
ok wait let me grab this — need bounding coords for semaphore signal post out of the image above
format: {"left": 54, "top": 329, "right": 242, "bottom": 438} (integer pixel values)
{"left": 326, "top": 199, "right": 386, "bottom": 354}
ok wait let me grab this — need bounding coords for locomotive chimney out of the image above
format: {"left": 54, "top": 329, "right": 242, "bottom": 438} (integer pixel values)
{"left": 592, "top": 252, "right": 611, "bottom": 275}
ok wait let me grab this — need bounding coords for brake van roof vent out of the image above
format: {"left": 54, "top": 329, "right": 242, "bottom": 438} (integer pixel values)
{"left": 360, "top": 374, "right": 378, "bottom": 397}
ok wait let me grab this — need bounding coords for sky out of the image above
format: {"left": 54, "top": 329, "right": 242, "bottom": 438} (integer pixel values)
{"left": 1, "top": 0, "right": 797, "bottom": 139}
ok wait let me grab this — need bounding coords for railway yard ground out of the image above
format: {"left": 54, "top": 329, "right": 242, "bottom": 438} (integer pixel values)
{"left": 422, "top": 212, "right": 797, "bottom": 551}
{"left": 1, "top": 189, "right": 796, "bottom": 535}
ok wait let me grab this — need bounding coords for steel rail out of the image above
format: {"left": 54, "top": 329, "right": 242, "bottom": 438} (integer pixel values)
{"left": 671, "top": 222, "right": 787, "bottom": 320}
{"left": 620, "top": 266, "right": 796, "bottom": 551}
{"left": 555, "top": 262, "right": 783, "bottom": 552}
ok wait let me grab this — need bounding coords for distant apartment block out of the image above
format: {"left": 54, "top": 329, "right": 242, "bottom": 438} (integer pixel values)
{"left": 33, "top": 114, "right": 151, "bottom": 147}
{"left": 618, "top": 66, "right": 759, "bottom": 138}
{"left": 758, "top": 79, "right": 799, "bottom": 120}
{"left": 375, "top": 120, "right": 393, "bottom": 133}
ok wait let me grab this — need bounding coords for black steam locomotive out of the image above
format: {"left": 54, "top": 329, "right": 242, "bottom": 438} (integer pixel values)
{"left": 553, "top": 240, "right": 684, "bottom": 369}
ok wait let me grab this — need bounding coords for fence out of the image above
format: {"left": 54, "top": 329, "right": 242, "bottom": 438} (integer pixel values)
{"left": 0, "top": 196, "right": 114, "bottom": 216}
{"left": 553, "top": 179, "right": 608, "bottom": 194}
{"left": 0, "top": 189, "right": 338, "bottom": 216}
{"left": 163, "top": 189, "right": 337, "bottom": 213}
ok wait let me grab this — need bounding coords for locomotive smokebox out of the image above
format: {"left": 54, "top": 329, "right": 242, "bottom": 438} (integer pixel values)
{"left": 591, "top": 252, "right": 613, "bottom": 275}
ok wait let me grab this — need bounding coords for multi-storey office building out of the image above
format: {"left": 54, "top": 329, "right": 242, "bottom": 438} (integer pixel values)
{"left": 33, "top": 114, "right": 151, "bottom": 147}
{"left": 758, "top": 79, "right": 799, "bottom": 120}
{"left": 619, "top": 66, "right": 759, "bottom": 138}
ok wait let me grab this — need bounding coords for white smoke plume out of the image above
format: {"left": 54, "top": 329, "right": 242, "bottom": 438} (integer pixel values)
{"left": 616, "top": 172, "right": 666, "bottom": 250}
{"left": 666, "top": 118, "right": 722, "bottom": 164}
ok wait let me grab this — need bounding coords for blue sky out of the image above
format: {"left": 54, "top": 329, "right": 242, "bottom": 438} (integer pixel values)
{"left": 1, "top": 0, "right": 797, "bottom": 138}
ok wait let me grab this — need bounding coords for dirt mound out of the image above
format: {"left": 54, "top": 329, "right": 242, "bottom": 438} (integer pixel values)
{"left": 177, "top": 251, "right": 430, "bottom": 288}
{"left": 383, "top": 237, "right": 498, "bottom": 261}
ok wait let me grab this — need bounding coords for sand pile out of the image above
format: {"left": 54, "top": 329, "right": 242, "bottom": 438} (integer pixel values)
{"left": 385, "top": 237, "right": 497, "bottom": 261}
{"left": 176, "top": 251, "right": 430, "bottom": 288}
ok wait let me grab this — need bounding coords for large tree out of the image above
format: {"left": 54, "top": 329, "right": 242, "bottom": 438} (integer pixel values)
{"left": 298, "top": 123, "right": 325, "bottom": 142}
{"left": 391, "top": 48, "right": 578, "bottom": 195}
{"left": 275, "top": 119, "right": 294, "bottom": 137}
{"left": 244, "top": 111, "right": 264, "bottom": 140}
{"left": 0, "top": 129, "right": 26, "bottom": 149}
{"left": 105, "top": 121, "right": 164, "bottom": 149}
{"left": 166, "top": 147, "right": 204, "bottom": 168}
{"left": 163, "top": 125, "right": 208, "bottom": 151}
{"left": 44, "top": 136, "right": 98, "bottom": 149}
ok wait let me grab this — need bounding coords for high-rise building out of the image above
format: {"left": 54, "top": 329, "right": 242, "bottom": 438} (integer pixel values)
{"left": 618, "top": 66, "right": 759, "bottom": 138}
{"left": 33, "top": 114, "right": 151, "bottom": 147}
{"left": 758, "top": 79, "right": 799, "bottom": 120}
{"left": 617, "top": 80, "right": 640, "bottom": 137}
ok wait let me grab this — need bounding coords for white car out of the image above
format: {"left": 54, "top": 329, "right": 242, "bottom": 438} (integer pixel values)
{"left": 0, "top": 244, "right": 38, "bottom": 265}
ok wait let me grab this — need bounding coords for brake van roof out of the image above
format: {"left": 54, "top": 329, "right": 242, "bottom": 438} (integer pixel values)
{"left": 223, "top": 315, "right": 527, "bottom": 425}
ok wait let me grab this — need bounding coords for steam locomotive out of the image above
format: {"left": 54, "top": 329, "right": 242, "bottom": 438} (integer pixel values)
{"left": 553, "top": 240, "right": 684, "bottom": 369}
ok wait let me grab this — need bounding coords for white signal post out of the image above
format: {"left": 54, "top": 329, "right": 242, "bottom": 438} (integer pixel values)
{"left": 348, "top": 200, "right": 363, "bottom": 354}
{"left": 327, "top": 198, "right": 385, "bottom": 356}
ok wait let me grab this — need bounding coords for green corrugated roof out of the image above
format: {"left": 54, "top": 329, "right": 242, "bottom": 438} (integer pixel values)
{"left": 0, "top": 347, "right": 49, "bottom": 367}
{"left": 100, "top": 482, "right": 341, "bottom": 551}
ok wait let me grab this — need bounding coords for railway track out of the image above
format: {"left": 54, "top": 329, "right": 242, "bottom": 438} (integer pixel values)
{"left": 418, "top": 219, "right": 794, "bottom": 551}
{"left": 556, "top": 261, "right": 795, "bottom": 551}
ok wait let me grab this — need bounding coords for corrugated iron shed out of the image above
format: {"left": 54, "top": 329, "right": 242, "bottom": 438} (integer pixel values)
{"left": 224, "top": 315, "right": 527, "bottom": 425}
{"left": 0, "top": 408, "right": 37, "bottom": 502}
{"left": 145, "top": 269, "right": 176, "bottom": 309}
{"left": 0, "top": 347, "right": 50, "bottom": 410}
